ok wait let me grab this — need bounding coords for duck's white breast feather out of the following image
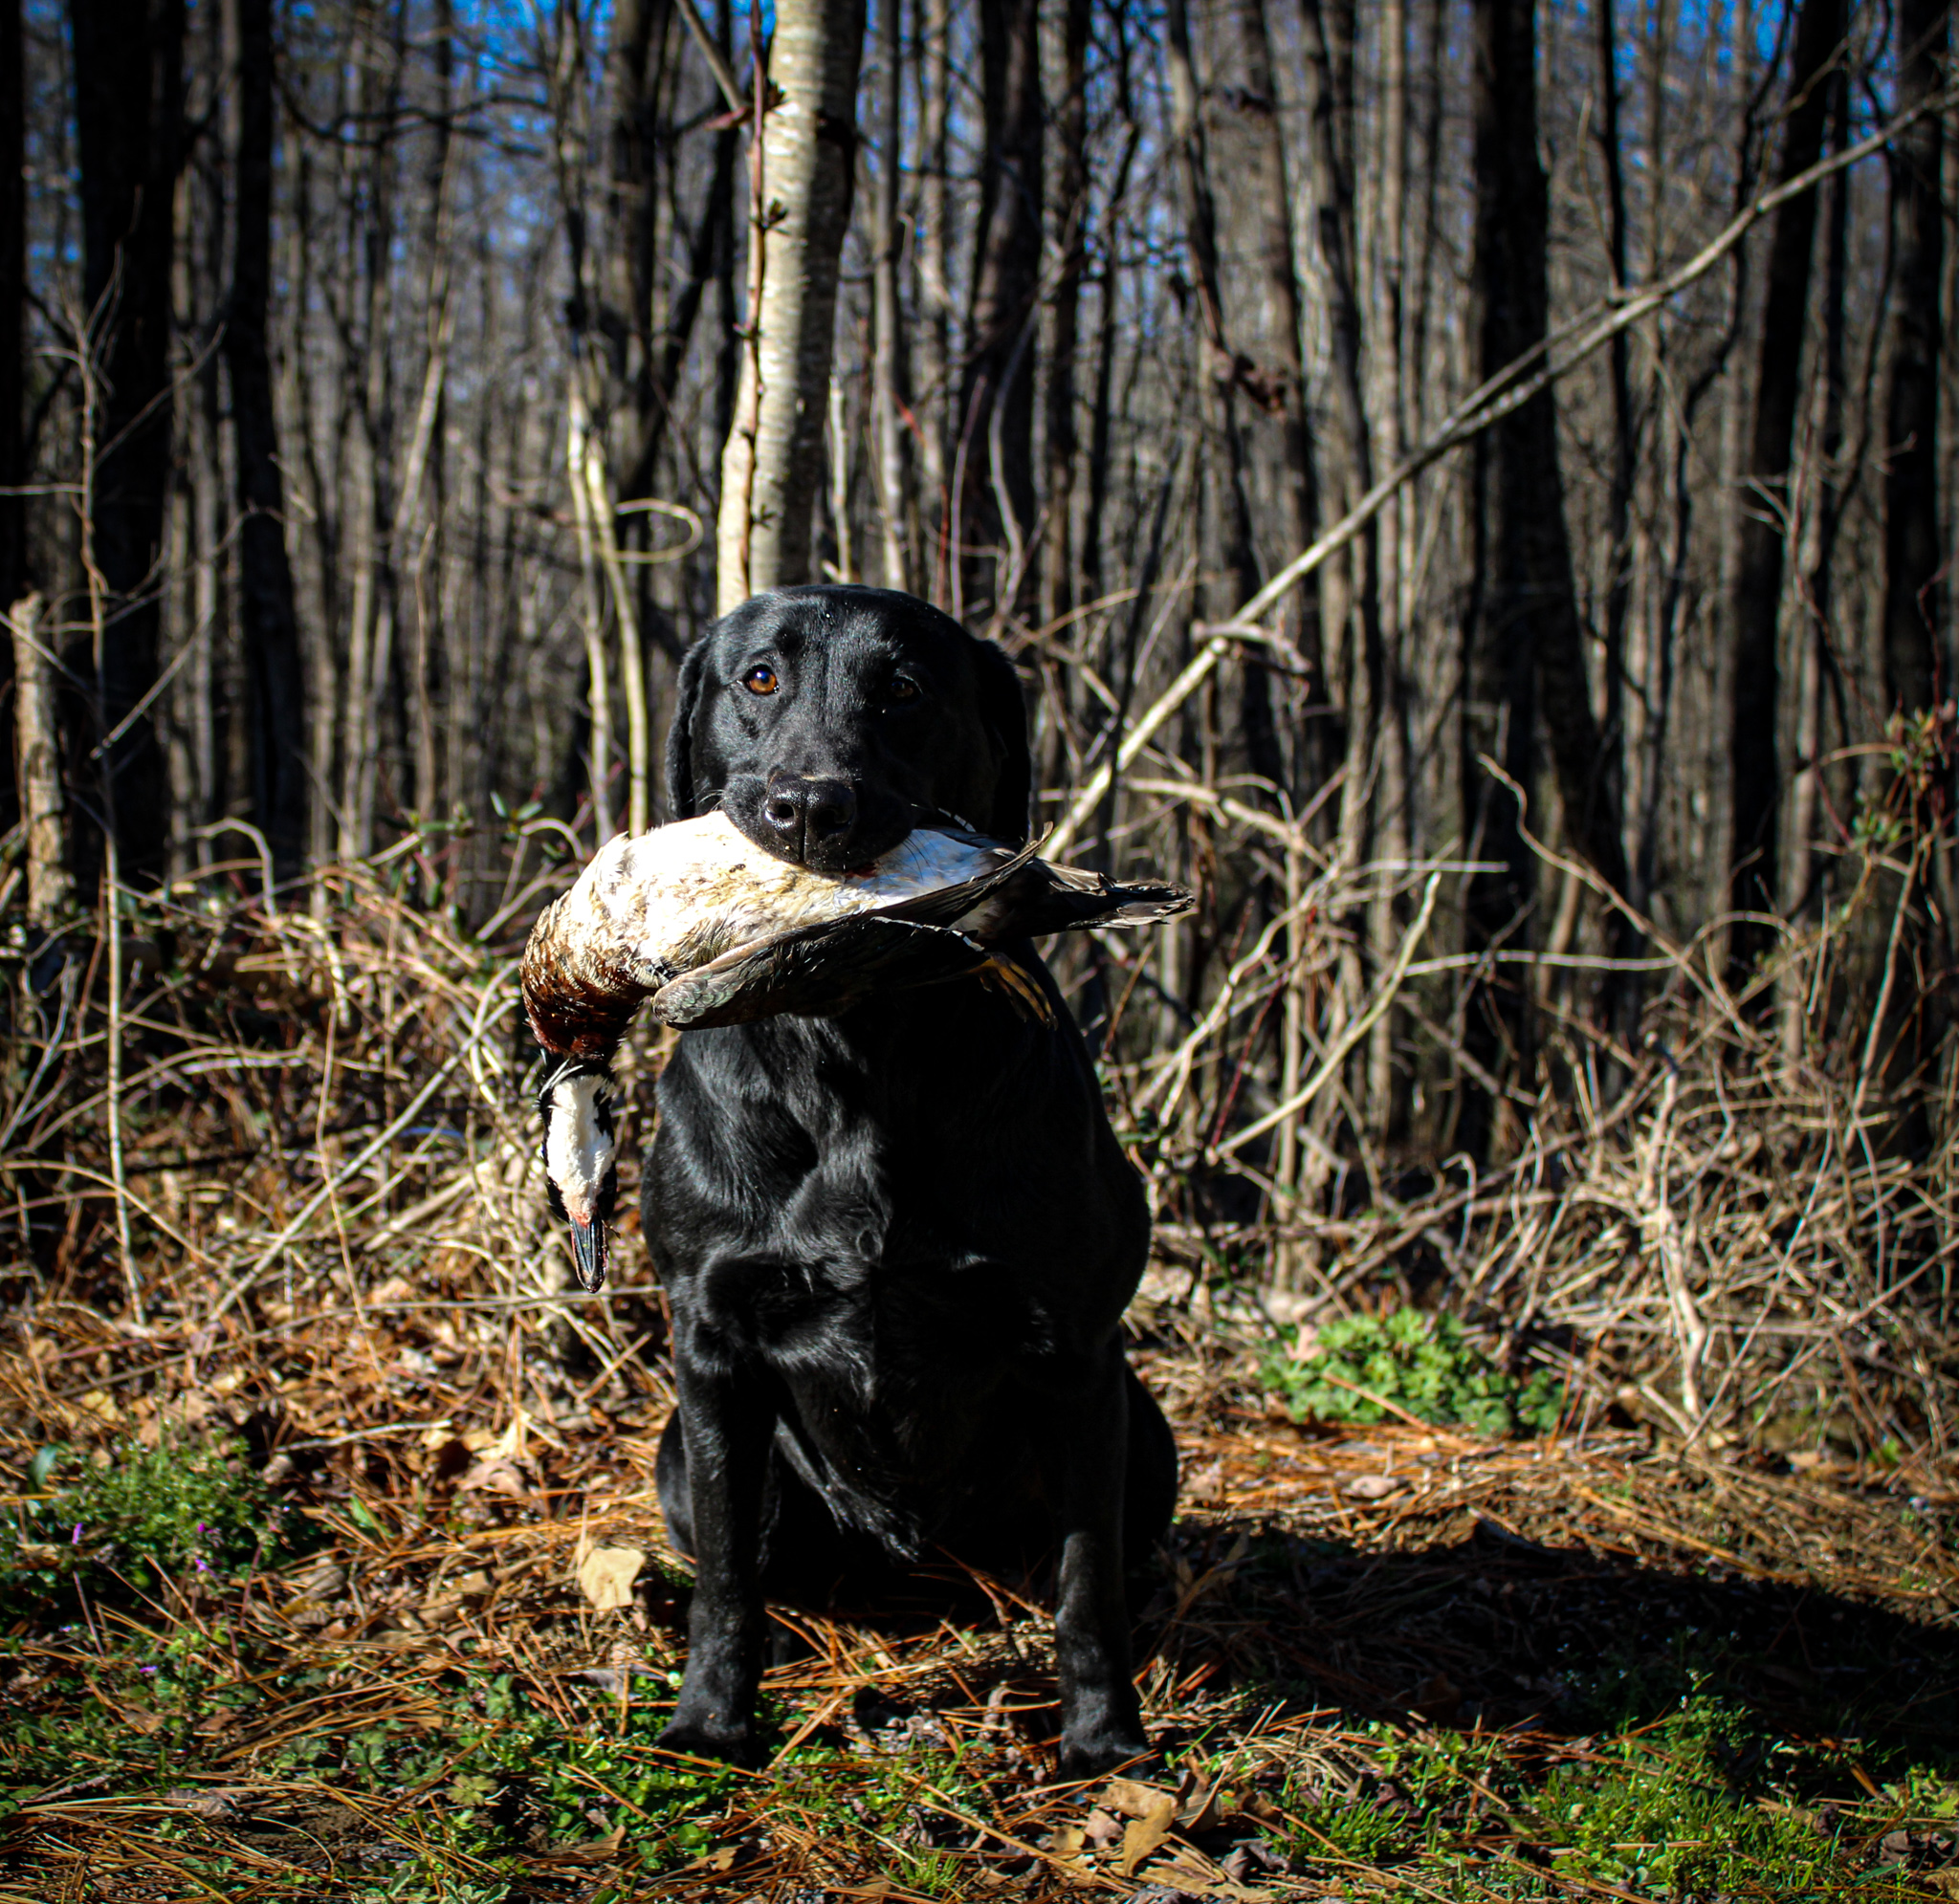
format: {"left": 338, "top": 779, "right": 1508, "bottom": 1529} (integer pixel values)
{"left": 560, "top": 813, "right": 1011, "bottom": 980}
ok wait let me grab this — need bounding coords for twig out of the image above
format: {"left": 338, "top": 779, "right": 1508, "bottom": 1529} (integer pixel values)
{"left": 1214, "top": 872, "right": 1440, "bottom": 1160}
{"left": 101, "top": 837, "right": 141, "bottom": 1325}
{"left": 205, "top": 987, "right": 519, "bottom": 1326}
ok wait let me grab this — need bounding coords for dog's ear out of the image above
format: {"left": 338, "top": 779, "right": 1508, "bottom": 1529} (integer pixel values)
{"left": 970, "top": 638, "right": 1032, "bottom": 843}
{"left": 664, "top": 637, "right": 713, "bottom": 820}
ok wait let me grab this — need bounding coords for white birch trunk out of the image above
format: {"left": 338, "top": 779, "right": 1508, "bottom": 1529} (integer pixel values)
{"left": 715, "top": 0, "right": 866, "bottom": 616}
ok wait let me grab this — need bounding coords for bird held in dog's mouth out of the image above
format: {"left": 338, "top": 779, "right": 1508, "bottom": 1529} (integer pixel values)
{"left": 522, "top": 810, "right": 1192, "bottom": 1291}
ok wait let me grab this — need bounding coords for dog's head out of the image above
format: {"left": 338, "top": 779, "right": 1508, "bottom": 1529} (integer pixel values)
{"left": 665, "top": 585, "right": 1031, "bottom": 871}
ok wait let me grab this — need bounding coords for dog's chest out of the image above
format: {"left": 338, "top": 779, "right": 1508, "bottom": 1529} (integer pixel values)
{"left": 707, "top": 1248, "right": 1046, "bottom": 1392}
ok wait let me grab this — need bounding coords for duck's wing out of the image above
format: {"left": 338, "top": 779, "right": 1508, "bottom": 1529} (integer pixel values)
{"left": 649, "top": 857, "right": 1193, "bottom": 1031}
{"left": 650, "top": 913, "right": 1000, "bottom": 1029}
{"left": 649, "top": 840, "right": 1054, "bottom": 1027}
{"left": 951, "top": 861, "right": 1196, "bottom": 939}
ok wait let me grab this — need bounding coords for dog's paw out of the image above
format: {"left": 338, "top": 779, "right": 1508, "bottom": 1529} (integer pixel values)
{"left": 1056, "top": 1725, "right": 1155, "bottom": 1784}
{"left": 656, "top": 1715, "right": 766, "bottom": 1768}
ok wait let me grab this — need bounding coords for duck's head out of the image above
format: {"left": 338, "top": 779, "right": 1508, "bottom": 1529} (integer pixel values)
{"left": 539, "top": 1063, "right": 620, "bottom": 1292}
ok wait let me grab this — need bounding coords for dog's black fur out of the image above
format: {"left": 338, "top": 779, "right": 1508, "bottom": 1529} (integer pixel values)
{"left": 644, "top": 585, "right": 1178, "bottom": 1778}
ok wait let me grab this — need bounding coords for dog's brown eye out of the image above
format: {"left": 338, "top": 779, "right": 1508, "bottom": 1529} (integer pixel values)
{"left": 890, "top": 677, "right": 919, "bottom": 704}
{"left": 743, "top": 665, "right": 780, "bottom": 696}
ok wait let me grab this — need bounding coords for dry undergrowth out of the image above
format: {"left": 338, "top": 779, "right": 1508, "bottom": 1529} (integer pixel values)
{"left": 0, "top": 1270, "right": 1953, "bottom": 1900}
{"left": 0, "top": 831, "right": 1953, "bottom": 1898}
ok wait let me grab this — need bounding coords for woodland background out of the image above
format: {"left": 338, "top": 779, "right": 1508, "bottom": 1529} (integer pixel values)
{"left": 0, "top": 0, "right": 1953, "bottom": 1444}
{"left": 0, "top": 6, "right": 1955, "bottom": 1893}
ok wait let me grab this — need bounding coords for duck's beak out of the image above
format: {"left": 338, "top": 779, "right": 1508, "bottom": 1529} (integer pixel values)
{"left": 568, "top": 1213, "right": 608, "bottom": 1292}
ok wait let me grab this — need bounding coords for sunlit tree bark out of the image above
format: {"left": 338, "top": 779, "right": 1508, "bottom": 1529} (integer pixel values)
{"left": 715, "top": 0, "right": 865, "bottom": 614}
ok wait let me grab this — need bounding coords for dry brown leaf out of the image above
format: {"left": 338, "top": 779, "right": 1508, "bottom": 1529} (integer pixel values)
{"left": 488, "top": 1409, "right": 533, "bottom": 1464}
{"left": 1101, "top": 1776, "right": 1175, "bottom": 1819}
{"left": 458, "top": 1456, "right": 532, "bottom": 1498}
{"left": 1343, "top": 1473, "right": 1404, "bottom": 1500}
{"left": 295, "top": 1561, "right": 345, "bottom": 1600}
{"left": 1141, "top": 1852, "right": 1273, "bottom": 1902}
{"left": 1117, "top": 1791, "right": 1178, "bottom": 1876}
{"left": 578, "top": 1543, "right": 645, "bottom": 1610}
{"left": 1180, "top": 1781, "right": 1235, "bottom": 1831}
{"left": 535, "top": 1827, "right": 627, "bottom": 1865}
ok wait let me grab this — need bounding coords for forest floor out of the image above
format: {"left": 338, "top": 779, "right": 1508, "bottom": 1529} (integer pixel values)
{"left": 1, "top": 1266, "right": 1956, "bottom": 1904}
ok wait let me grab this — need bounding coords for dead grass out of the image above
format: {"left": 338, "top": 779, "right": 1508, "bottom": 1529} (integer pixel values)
{"left": 0, "top": 832, "right": 1955, "bottom": 1899}
{"left": 0, "top": 1263, "right": 1954, "bottom": 1900}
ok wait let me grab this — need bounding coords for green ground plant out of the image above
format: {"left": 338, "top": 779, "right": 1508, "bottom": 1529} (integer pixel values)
{"left": 1267, "top": 1694, "right": 1944, "bottom": 1901}
{"left": 1, "top": 1433, "right": 296, "bottom": 1615}
{"left": 1259, "top": 1308, "right": 1568, "bottom": 1436}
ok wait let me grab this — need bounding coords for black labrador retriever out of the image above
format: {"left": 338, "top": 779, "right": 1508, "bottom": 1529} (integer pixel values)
{"left": 647, "top": 583, "right": 1178, "bottom": 1777}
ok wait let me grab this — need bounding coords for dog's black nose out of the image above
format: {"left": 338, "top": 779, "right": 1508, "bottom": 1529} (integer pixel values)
{"left": 761, "top": 776, "right": 859, "bottom": 861}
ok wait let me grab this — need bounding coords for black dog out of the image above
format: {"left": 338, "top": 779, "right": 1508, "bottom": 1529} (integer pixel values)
{"left": 646, "top": 584, "right": 1178, "bottom": 1777}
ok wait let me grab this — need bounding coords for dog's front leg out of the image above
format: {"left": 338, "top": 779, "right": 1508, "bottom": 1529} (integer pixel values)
{"left": 658, "top": 1350, "right": 774, "bottom": 1765}
{"left": 1047, "top": 1345, "right": 1152, "bottom": 1779}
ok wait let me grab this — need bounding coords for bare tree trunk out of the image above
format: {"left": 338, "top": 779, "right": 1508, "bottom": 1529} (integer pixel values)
{"left": 1080, "top": 18, "right": 1138, "bottom": 615}
{"left": 226, "top": 0, "right": 306, "bottom": 877}
{"left": 608, "top": 0, "right": 671, "bottom": 433}
{"left": 1594, "top": 0, "right": 1635, "bottom": 906}
{"left": 11, "top": 596, "right": 72, "bottom": 930}
{"left": 715, "top": 0, "right": 865, "bottom": 614}
{"left": 1300, "top": 0, "right": 1380, "bottom": 834}
{"left": 1461, "top": 0, "right": 1625, "bottom": 1155}
{"left": 621, "top": 52, "right": 734, "bottom": 529}
{"left": 1728, "top": 0, "right": 1844, "bottom": 970}
{"left": 915, "top": 0, "right": 953, "bottom": 605}
{"left": 869, "top": 0, "right": 911, "bottom": 593}
{"left": 955, "top": 0, "right": 1042, "bottom": 626}
{"left": 1788, "top": 64, "right": 1852, "bottom": 945}
{"left": 1881, "top": 0, "right": 1951, "bottom": 1111}
{"left": 72, "top": 0, "right": 184, "bottom": 885}
{"left": 416, "top": 0, "right": 454, "bottom": 834}
{"left": 1041, "top": 0, "right": 1089, "bottom": 628}
{"left": 569, "top": 388, "right": 615, "bottom": 841}
{"left": 1882, "top": 0, "right": 1948, "bottom": 718}
{"left": 1166, "top": 0, "right": 1280, "bottom": 795}
{"left": 1237, "top": 0, "right": 1320, "bottom": 705}
{"left": 1372, "top": 0, "right": 1412, "bottom": 1140}
{"left": 711, "top": 0, "right": 739, "bottom": 487}
{"left": 0, "top": 0, "right": 22, "bottom": 634}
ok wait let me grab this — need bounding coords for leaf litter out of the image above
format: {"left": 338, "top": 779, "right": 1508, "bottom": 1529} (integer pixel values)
{"left": 0, "top": 850, "right": 1952, "bottom": 1898}
{"left": 0, "top": 1259, "right": 1953, "bottom": 1901}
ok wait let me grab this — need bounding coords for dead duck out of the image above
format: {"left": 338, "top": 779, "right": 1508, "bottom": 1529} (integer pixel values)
{"left": 523, "top": 810, "right": 1190, "bottom": 1290}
